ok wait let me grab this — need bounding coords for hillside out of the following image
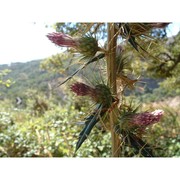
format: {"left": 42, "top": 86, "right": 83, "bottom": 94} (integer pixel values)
{"left": 0, "top": 59, "right": 162, "bottom": 101}
{"left": 0, "top": 60, "right": 61, "bottom": 99}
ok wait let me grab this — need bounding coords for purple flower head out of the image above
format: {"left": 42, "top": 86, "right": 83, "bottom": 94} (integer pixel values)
{"left": 70, "top": 83, "right": 113, "bottom": 106}
{"left": 47, "top": 33, "right": 99, "bottom": 57}
{"left": 131, "top": 109, "right": 164, "bottom": 127}
{"left": 47, "top": 32, "right": 77, "bottom": 47}
{"left": 70, "top": 82, "right": 95, "bottom": 96}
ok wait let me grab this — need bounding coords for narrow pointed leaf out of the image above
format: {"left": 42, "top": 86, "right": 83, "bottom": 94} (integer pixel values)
{"left": 86, "top": 53, "right": 105, "bottom": 65}
{"left": 127, "top": 133, "right": 154, "bottom": 157}
{"left": 56, "top": 53, "right": 105, "bottom": 87}
{"left": 75, "top": 113, "right": 99, "bottom": 152}
{"left": 128, "top": 36, "right": 139, "bottom": 51}
{"left": 75, "top": 104, "right": 103, "bottom": 152}
{"left": 124, "top": 24, "right": 139, "bottom": 51}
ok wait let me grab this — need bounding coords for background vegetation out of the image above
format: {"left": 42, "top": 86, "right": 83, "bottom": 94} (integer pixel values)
{"left": 0, "top": 23, "right": 179, "bottom": 157}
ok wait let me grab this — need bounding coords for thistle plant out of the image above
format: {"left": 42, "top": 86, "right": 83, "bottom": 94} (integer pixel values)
{"left": 47, "top": 22, "right": 169, "bottom": 157}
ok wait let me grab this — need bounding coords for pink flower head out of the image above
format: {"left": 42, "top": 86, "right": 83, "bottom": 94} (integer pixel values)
{"left": 47, "top": 32, "right": 77, "bottom": 47}
{"left": 70, "top": 82, "right": 113, "bottom": 107}
{"left": 47, "top": 33, "right": 99, "bottom": 57}
{"left": 70, "top": 82, "right": 95, "bottom": 96}
{"left": 131, "top": 109, "right": 164, "bottom": 127}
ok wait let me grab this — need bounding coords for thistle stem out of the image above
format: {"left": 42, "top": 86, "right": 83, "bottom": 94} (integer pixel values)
{"left": 107, "top": 23, "right": 121, "bottom": 157}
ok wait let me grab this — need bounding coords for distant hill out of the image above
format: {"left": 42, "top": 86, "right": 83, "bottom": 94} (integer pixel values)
{"left": 0, "top": 59, "right": 160, "bottom": 101}
{"left": 0, "top": 59, "right": 62, "bottom": 99}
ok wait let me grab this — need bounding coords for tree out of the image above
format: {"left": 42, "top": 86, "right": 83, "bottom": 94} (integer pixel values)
{"left": 0, "top": 69, "right": 12, "bottom": 88}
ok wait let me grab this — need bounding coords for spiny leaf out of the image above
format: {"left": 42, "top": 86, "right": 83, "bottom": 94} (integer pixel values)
{"left": 56, "top": 53, "right": 105, "bottom": 87}
{"left": 123, "top": 132, "right": 154, "bottom": 157}
{"left": 123, "top": 24, "right": 139, "bottom": 51}
{"left": 128, "top": 36, "right": 139, "bottom": 51}
{"left": 86, "top": 53, "right": 105, "bottom": 65}
{"left": 75, "top": 104, "right": 103, "bottom": 152}
{"left": 75, "top": 115, "right": 98, "bottom": 152}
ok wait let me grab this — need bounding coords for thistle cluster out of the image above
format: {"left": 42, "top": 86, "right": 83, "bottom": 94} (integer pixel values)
{"left": 47, "top": 32, "right": 99, "bottom": 58}
{"left": 70, "top": 82, "right": 113, "bottom": 107}
{"left": 130, "top": 109, "right": 164, "bottom": 127}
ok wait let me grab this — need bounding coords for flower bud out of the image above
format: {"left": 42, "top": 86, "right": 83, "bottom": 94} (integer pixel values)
{"left": 47, "top": 33, "right": 99, "bottom": 57}
{"left": 131, "top": 109, "right": 164, "bottom": 127}
{"left": 47, "top": 32, "right": 77, "bottom": 47}
{"left": 70, "top": 82, "right": 113, "bottom": 106}
{"left": 70, "top": 82, "right": 95, "bottom": 96}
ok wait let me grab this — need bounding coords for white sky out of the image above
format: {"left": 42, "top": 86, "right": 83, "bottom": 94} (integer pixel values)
{"left": 0, "top": 1, "right": 180, "bottom": 65}
{"left": 1, "top": 22, "right": 179, "bottom": 65}
{"left": 0, "top": 22, "right": 179, "bottom": 65}
{"left": 0, "top": 21, "right": 61, "bottom": 65}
